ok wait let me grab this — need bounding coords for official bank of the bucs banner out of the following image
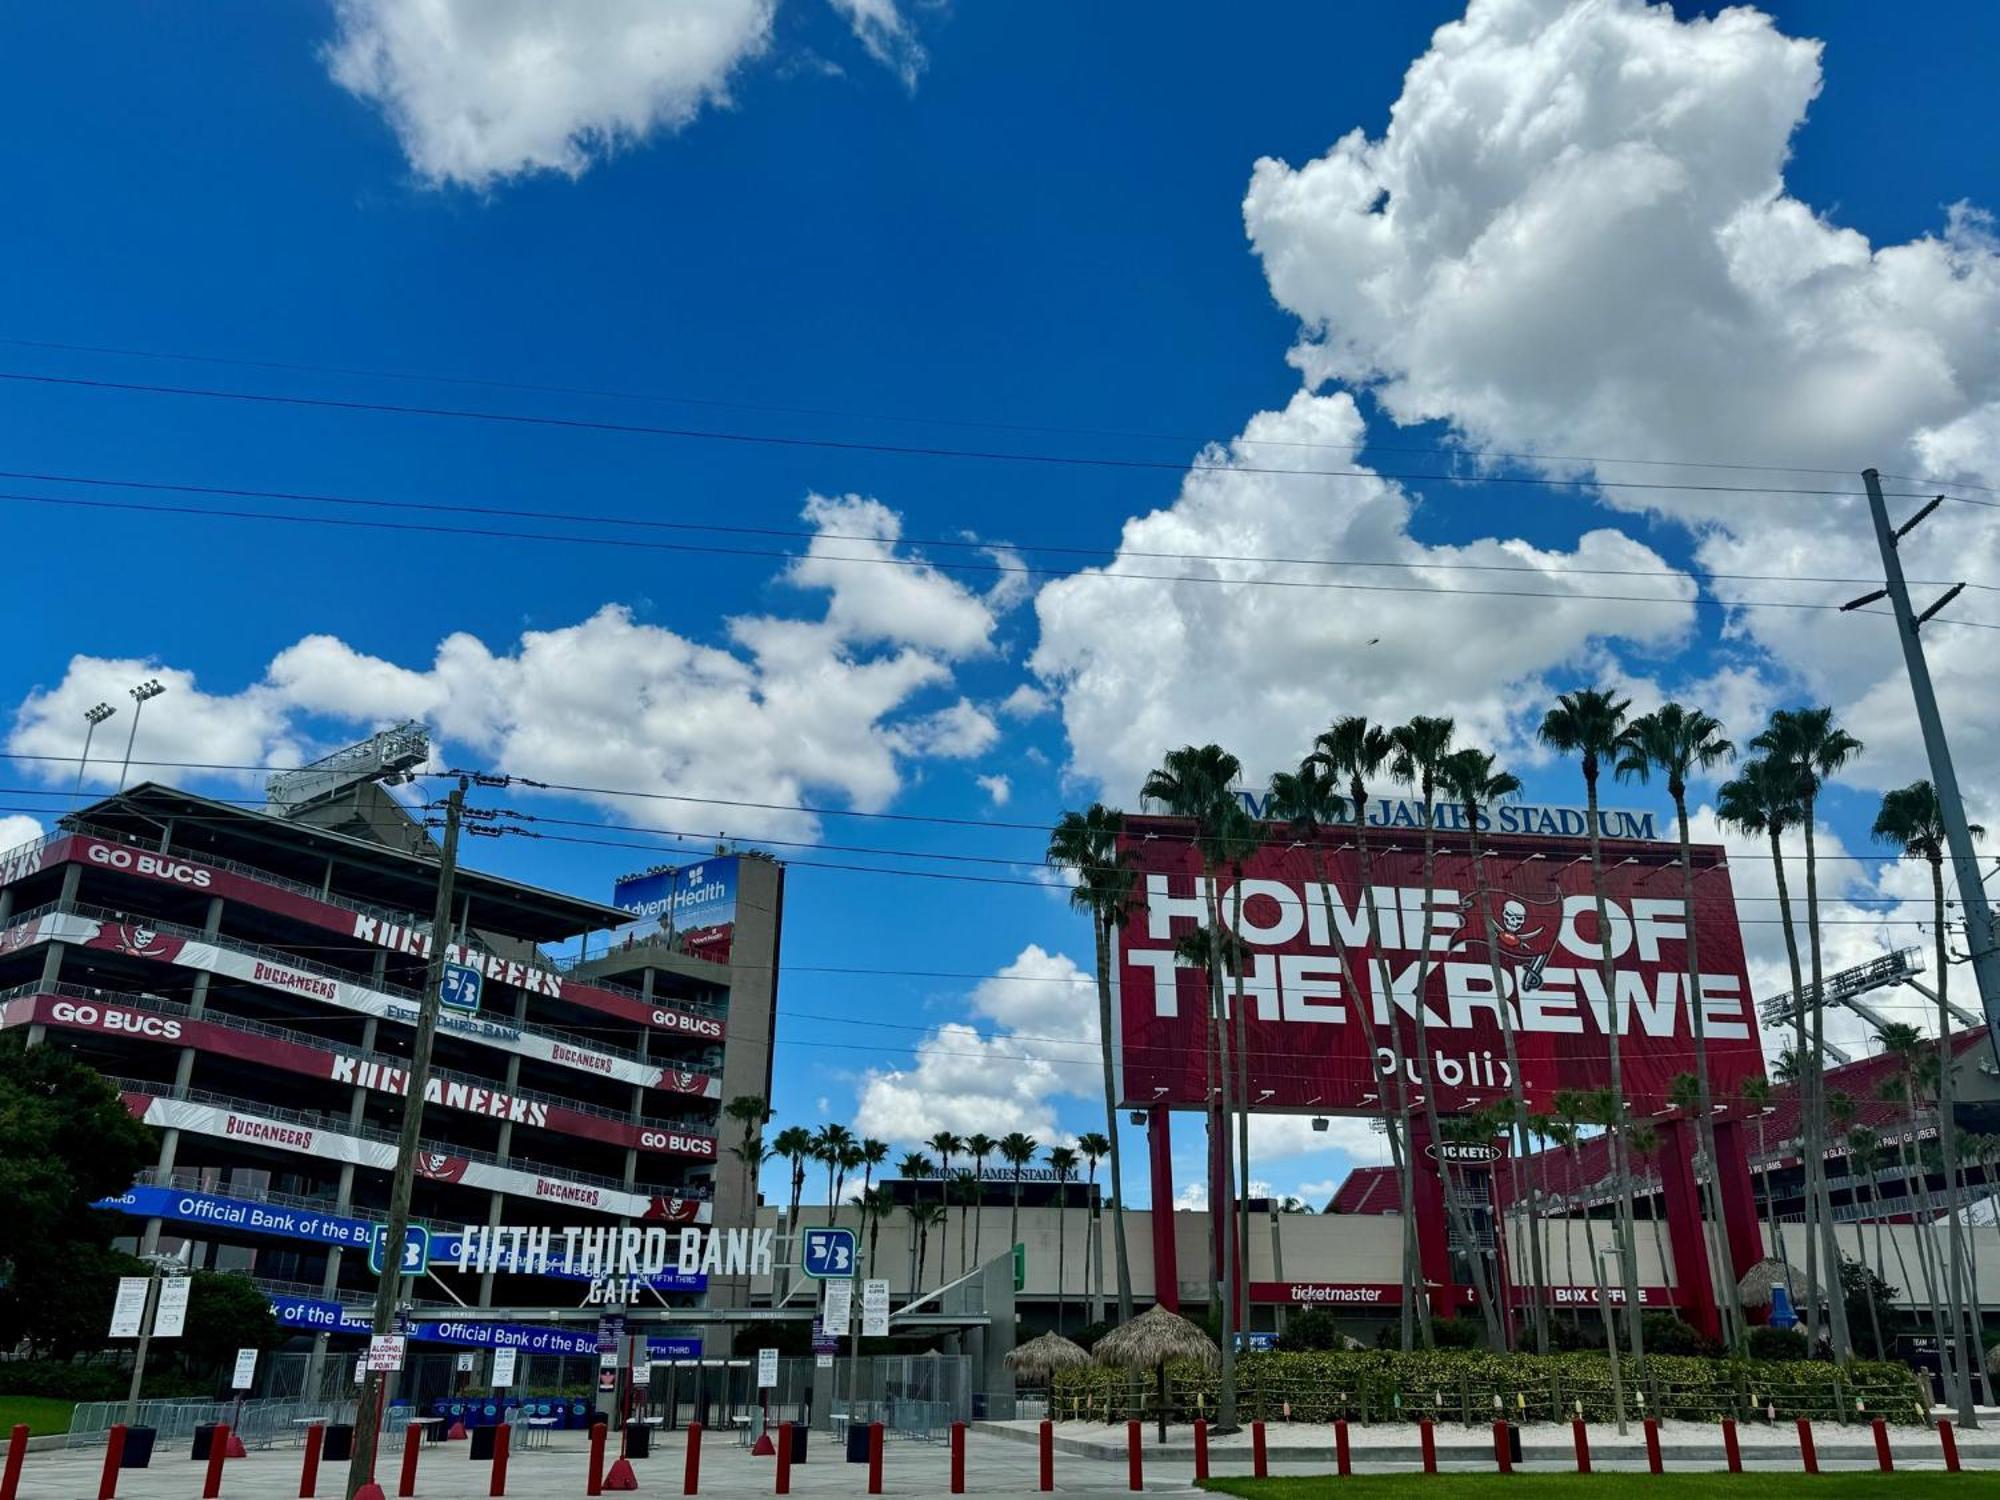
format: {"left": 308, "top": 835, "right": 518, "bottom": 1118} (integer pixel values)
{"left": 1114, "top": 819, "right": 1763, "bottom": 1114}
{"left": 1, "top": 910, "right": 718, "bottom": 1099}
{"left": 116, "top": 1090, "right": 713, "bottom": 1224}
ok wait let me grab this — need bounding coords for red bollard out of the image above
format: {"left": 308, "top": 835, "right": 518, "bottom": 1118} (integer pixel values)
{"left": 1722, "top": 1419, "right": 1742, "bottom": 1474}
{"left": 950, "top": 1421, "right": 966, "bottom": 1494}
{"left": 1128, "top": 1421, "right": 1143, "bottom": 1491}
{"left": 203, "top": 1424, "right": 231, "bottom": 1500}
{"left": 681, "top": 1421, "right": 702, "bottom": 1496}
{"left": 1253, "top": 1422, "right": 1269, "bottom": 1479}
{"left": 1193, "top": 1420, "right": 1209, "bottom": 1483}
{"left": 98, "top": 1425, "right": 126, "bottom": 1500}
{"left": 1572, "top": 1418, "right": 1591, "bottom": 1474}
{"left": 298, "top": 1424, "right": 324, "bottom": 1499}
{"left": 1644, "top": 1418, "right": 1663, "bottom": 1474}
{"left": 587, "top": 1421, "right": 607, "bottom": 1496}
{"left": 1492, "top": 1420, "right": 1511, "bottom": 1474}
{"left": 489, "top": 1424, "right": 510, "bottom": 1497}
{"left": 1335, "top": 1419, "right": 1352, "bottom": 1477}
{"left": 1871, "top": 1419, "right": 1892, "bottom": 1473}
{"left": 1796, "top": 1418, "right": 1818, "bottom": 1475}
{"left": 1420, "top": 1419, "right": 1437, "bottom": 1475}
{"left": 398, "top": 1422, "right": 420, "bottom": 1499}
{"left": 1941, "top": 1420, "right": 1961, "bottom": 1473}
{"left": 867, "top": 1422, "right": 884, "bottom": 1497}
{"left": 775, "top": 1423, "right": 792, "bottom": 1496}
{"left": 2, "top": 1423, "right": 30, "bottom": 1500}
{"left": 1038, "top": 1419, "right": 1054, "bottom": 1492}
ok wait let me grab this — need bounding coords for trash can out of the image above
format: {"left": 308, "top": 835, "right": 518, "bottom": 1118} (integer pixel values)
{"left": 846, "top": 1422, "right": 870, "bottom": 1464}
{"left": 469, "top": 1426, "right": 499, "bottom": 1461}
{"left": 120, "top": 1427, "right": 157, "bottom": 1468}
{"left": 788, "top": 1423, "right": 808, "bottom": 1463}
{"left": 191, "top": 1424, "right": 223, "bottom": 1461}
{"left": 1506, "top": 1424, "right": 1524, "bottom": 1467}
{"left": 322, "top": 1425, "right": 354, "bottom": 1463}
{"left": 623, "top": 1421, "right": 651, "bottom": 1460}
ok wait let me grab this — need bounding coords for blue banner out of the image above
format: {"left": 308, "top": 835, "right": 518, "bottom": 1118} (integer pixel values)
{"left": 613, "top": 856, "right": 738, "bottom": 932}
{"left": 647, "top": 1338, "right": 703, "bottom": 1360}
{"left": 264, "top": 1297, "right": 702, "bottom": 1360}
{"left": 270, "top": 1294, "right": 376, "bottom": 1335}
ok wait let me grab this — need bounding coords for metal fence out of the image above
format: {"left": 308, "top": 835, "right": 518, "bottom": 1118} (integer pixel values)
{"left": 639, "top": 1355, "right": 972, "bottom": 1446}
{"left": 68, "top": 1397, "right": 361, "bottom": 1450}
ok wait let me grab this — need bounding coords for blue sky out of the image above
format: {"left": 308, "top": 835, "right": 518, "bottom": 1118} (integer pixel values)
{"left": 1, "top": 0, "right": 1996, "bottom": 1209}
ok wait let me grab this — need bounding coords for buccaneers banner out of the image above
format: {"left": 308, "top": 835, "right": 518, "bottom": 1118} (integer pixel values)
{"left": 4, "top": 910, "right": 718, "bottom": 1098}
{"left": 118, "top": 1091, "right": 713, "bottom": 1223}
{"left": 1115, "top": 819, "right": 1763, "bottom": 1115}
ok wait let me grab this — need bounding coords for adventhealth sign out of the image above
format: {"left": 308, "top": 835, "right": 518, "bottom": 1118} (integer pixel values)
{"left": 1231, "top": 790, "right": 1659, "bottom": 842}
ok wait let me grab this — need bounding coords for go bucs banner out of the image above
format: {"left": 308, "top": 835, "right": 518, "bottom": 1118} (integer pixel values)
{"left": 116, "top": 1090, "right": 714, "bottom": 1224}
{"left": 0, "top": 992, "right": 716, "bottom": 1159}
{"left": 4, "top": 910, "right": 717, "bottom": 1098}
{"left": 0, "top": 831, "right": 722, "bottom": 1043}
{"left": 1113, "top": 818, "right": 1763, "bottom": 1115}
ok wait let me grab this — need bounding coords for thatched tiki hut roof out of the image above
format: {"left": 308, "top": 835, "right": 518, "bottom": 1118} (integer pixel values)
{"left": 1005, "top": 1331, "right": 1092, "bottom": 1383}
{"left": 1737, "top": 1258, "right": 1806, "bottom": 1309}
{"left": 1092, "top": 1305, "right": 1219, "bottom": 1372}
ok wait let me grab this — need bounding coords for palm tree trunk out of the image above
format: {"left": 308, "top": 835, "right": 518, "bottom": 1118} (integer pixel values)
{"left": 1800, "top": 799, "right": 1854, "bottom": 1360}
{"left": 1056, "top": 1188, "right": 1068, "bottom": 1337}
{"left": 972, "top": 1154, "right": 985, "bottom": 1271}
{"left": 1767, "top": 824, "right": 1817, "bottom": 1347}
{"left": 1583, "top": 770, "right": 1646, "bottom": 1370}
{"left": 1204, "top": 880, "right": 1242, "bottom": 1427}
{"left": 1094, "top": 916, "right": 1136, "bottom": 1325}
{"left": 1896, "top": 1117, "right": 1959, "bottom": 1400}
{"left": 1857, "top": 1170, "right": 1886, "bottom": 1358}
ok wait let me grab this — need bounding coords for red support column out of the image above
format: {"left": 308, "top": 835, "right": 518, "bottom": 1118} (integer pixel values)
{"left": 775, "top": 1424, "right": 792, "bottom": 1496}
{"left": 1127, "top": 1421, "right": 1143, "bottom": 1491}
{"left": 1708, "top": 1119, "right": 1767, "bottom": 1283}
{"left": 1722, "top": 1419, "right": 1742, "bottom": 1474}
{"left": 1871, "top": 1419, "right": 1893, "bottom": 1473}
{"left": 1038, "top": 1419, "right": 1054, "bottom": 1492}
{"left": 1252, "top": 1422, "right": 1268, "bottom": 1479}
{"left": 489, "top": 1425, "right": 510, "bottom": 1497}
{"left": 1492, "top": 1420, "right": 1512, "bottom": 1474}
{"left": 1643, "top": 1418, "right": 1663, "bottom": 1474}
{"left": 1940, "top": 1421, "right": 1961, "bottom": 1473}
{"left": 950, "top": 1421, "right": 966, "bottom": 1494}
{"left": 1656, "top": 1119, "right": 1720, "bottom": 1340}
{"left": 202, "top": 1425, "right": 230, "bottom": 1500}
{"left": 681, "top": 1422, "right": 702, "bottom": 1496}
{"left": 397, "top": 1423, "right": 420, "bottom": 1499}
{"left": 1148, "top": 1109, "right": 1180, "bottom": 1313}
{"left": 1335, "top": 1419, "right": 1351, "bottom": 1476}
{"left": 2, "top": 1423, "right": 29, "bottom": 1500}
{"left": 1193, "top": 1420, "right": 1209, "bottom": 1482}
{"left": 298, "top": 1424, "right": 324, "bottom": 1499}
{"left": 587, "top": 1422, "right": 607, "bottom": 1495}
{"left": 867, "top": 1423, "right": 884, "bottom": 1496}
{"left": 1572, "top": 1419, "right": 1591, "bottom": 1473}
{"left": 1796, "top": 1418, "right": 1818, "bottom": 1475}
{"left": 97, "top": 1426, "right": 126, "bottom": 1500}
{"left": 1420, "top": 1420, "right": 1437, "bottom": 1475}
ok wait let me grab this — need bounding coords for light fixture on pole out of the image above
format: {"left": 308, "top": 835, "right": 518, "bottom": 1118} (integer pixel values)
{"left": 75, "top": 702, "right": 116, "bottom": 801}
{"left": 117, "top": 680, "right": 165, "bottom": 792}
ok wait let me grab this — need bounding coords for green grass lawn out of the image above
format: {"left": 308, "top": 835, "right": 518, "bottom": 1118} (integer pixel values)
{"left": 1201, "top": 1477, "right": 2000, "bottom": 1500}
{"left": 0, "top": 1396, "right": 76, "bottom": 1439}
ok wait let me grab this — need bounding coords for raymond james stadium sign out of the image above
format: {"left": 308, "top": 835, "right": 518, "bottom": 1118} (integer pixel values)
{"left": 1229, "top": 790, "right": 1658, "bottom": 842}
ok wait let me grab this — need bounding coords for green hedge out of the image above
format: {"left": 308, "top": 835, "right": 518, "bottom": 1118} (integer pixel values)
{"left": 0, "top": 1359, "right": 207, "bottom": 1402}
{"left": 1050, "top": 1350, "right": 1930, "bottom": 1427}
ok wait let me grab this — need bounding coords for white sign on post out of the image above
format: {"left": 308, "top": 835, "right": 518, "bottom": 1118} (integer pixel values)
{"left": 367, "top": 1335, "right": 406, "bottom": 1373}
{"left": 232, "top": 1349, "right": 259, "bottom": 1391}
{"left": 756, "top": 1348, "right": 778, "bottom": 1389}
{"left": 153, "top": 1278, "right": 190, "bottom": 1339}
{"left": 353, "top": 1358, "right": 366, "bottom": 1386}
{"left": 823, "top": 1280, "right": 852, "bottom": 1336}
{"left": 815, "top": 1353, "right": 833, "bottom": 1369}
{"left": 455, "top": 1353, "right": 475, "bottom": 1373}
{"left": 632, "top": 1360, "right": 651, "bottom": 1388}
{"left": 491, "top": 1348, "right": 518, "bottom": 1388}
{"left": 861, "top": 1279, "right": 890, "bottom": 1338}
{"left": 108, "top": 1277, "right": 149, "bottom": 1338}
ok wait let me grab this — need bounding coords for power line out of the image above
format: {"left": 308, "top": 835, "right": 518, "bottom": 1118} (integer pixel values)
{"left": 7, "top": 486, "right": 1996, "bottom": 627}
{"left": 4, "top": 332, "right": 1952, "bottom": 484}
{"left": 10, "top": 465, "right": 1990, "bottom": 594}
{"left": 1, "top": 367, "right": 1983, "bottom": 504}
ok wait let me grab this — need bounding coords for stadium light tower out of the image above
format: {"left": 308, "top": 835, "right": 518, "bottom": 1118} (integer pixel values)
{"left": 74, "top": 701, "right": 116, "bottom": 801}
{"left": 116, "top": 679, "right": 165, "bottom": 792}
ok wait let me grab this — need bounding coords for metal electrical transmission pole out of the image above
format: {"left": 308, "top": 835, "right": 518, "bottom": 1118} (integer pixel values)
{"left": 346, "top": 779, "right": 466, "bottom": 1500}
{"left": 1859, "top": 470, "right": 2000, "bottom": 1059}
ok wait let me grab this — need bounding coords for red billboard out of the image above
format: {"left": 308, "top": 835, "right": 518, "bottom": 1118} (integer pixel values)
{"left": 1114, "top": 819, "right": 1763, "bottom": 1115}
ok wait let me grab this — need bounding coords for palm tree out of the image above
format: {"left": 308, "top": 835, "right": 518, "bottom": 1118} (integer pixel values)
{"left": 912, "top": 1200, "right": 948, "bottom": 1293}
{"left": 836, "top": 1142, "right": 866, "bottom": 1219}
{"left": 999, "top": 1132, "right": 1039, "bottom": 1253}
{"left": 1438, "top": 743, "right": 1548, "bottom": 1352}
{"left": 1310, "top": 714, "right": 1429, "bottom": 1351}
{"left": 1142, "top": 743, "right": 1249, "bottom": 1422}
{"left": 1048, "top": 1145, "right": 1080, "bottom": 1334}
{"left": 1391, "top": 715, "right": 1503, "bottom": 1346}
{"left": 965, "top": 1133, "right": 996, "bottom": 1271}
{"left": 724, "top": 1095, "right": 771, "bottom": 1214}
{"left": 1874, "top": 779, "right": 1984, "bottom": 1411}
{"left": 1877, "top": 1025, "right": 1959, "bottom": 1390}
{"left": 1551, "top": 1089, "right": 1600, "bottom": 1333}
{"left": 1047, "top": 805, "right": 1142, "bottom": 1325}
{"left": 858, "top": 1185, "right": 895, "bottom": 1290}
{"left": 1077, "top": 1131, "right": 1112, "bottom": 1323}
{"left": 1752, "top": 707, "right": 1862, "bottom": 1362}
{"left": 1539, "top": 689, "right": 1647, "bottom": 1371}
{"left": 950, "top": 1170, "right": 980, "bottom": 1278}
{"left": 1717, "top": 757, "right": 1822, "bottom": 1345}
{"left": 898, "top": 1152, "right": 935, "bottom": 1293}
{"left": 815, "top": 1123, "right": 856, "bottom": 1209}
{"left": 1617, "top": 701, "right": 1741, "bottom": 1346}
{"left": 929, "top": 1130, "right": 965, "bottom": 1272}
{"left": 1826, "top": 1094, "right": 1886, "bottom": 1359}
{"left": 860, "top": 1137, "right": 890, "bottom": 1199}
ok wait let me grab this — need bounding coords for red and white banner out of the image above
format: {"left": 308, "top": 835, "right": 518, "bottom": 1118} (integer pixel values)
{"left": 5, "top": 911, "right": 718, "bottom": 1098}
{"left": 1248, "top": 1281, "right": 1477, "bottom": 1309}
{"left": 0, "top": 993, "right": 716, "bottom": 1158}
{"left": 4, "top": 834, "right": 724, "bottom": 1042}
{"left": 117, "top": 1091, "right": 713, "bottom": 1222}
{"left": 1115, "top": 820, "right": 1763, "bottom": 1115}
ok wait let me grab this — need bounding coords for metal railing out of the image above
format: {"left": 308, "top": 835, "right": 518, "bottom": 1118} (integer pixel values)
{"left": 68, "top": 1397, "right": 362, "bottom": 1450}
